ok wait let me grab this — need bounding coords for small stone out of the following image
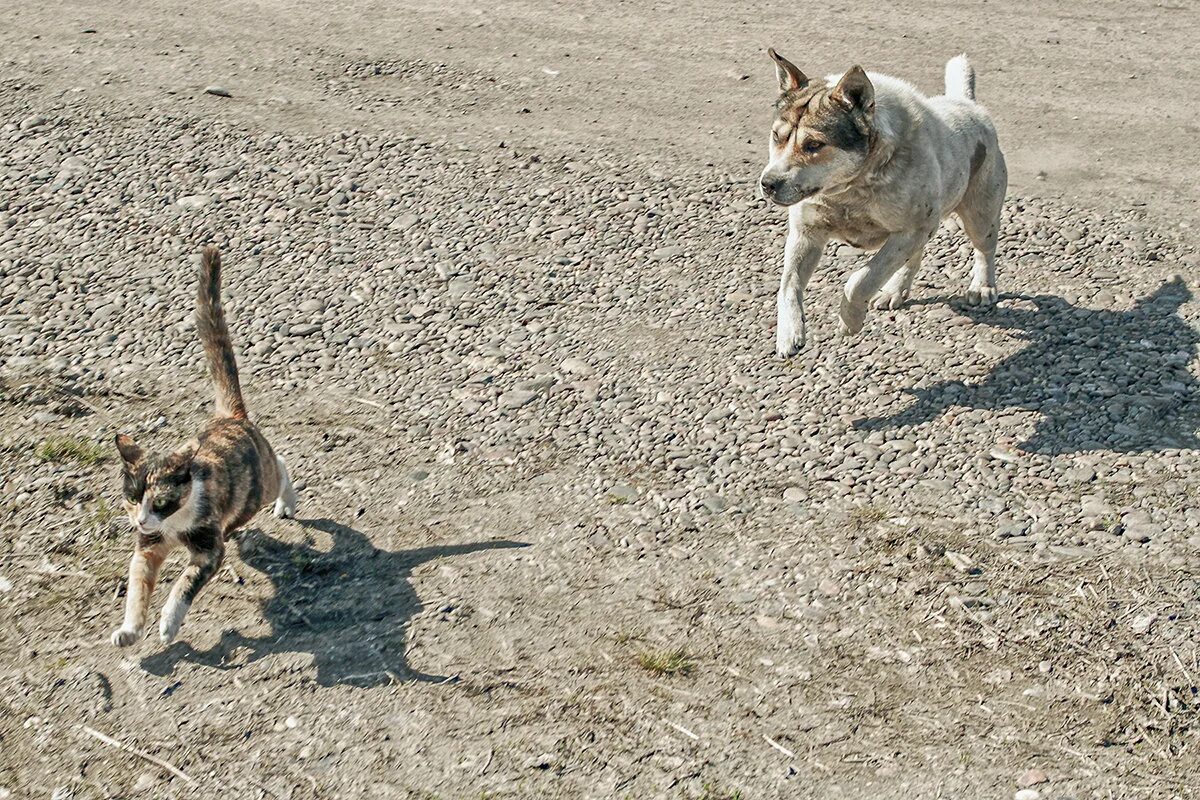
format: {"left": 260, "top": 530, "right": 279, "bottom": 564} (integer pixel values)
{"left": 288, "top": 323, "right": 321, "bottom": 337}
{"left": 19, "top": 114, "right": 48, "bottom": 130}
{"left": 499, "top": 390, "right": 537, "bottom": 410}
{"left": 783, "top": 487, "right": 805, "bottom": 503}
{"left": 1014, "top": 790, "right": 1040, "bottom": 800}
{"left": 131, "top": 773, "right": 157, "bottom": 793}
{"left": 176, "top": 194, "right": 213, "bottom": 210}
{"left": 560, "top": 357, "right": 595, "bottom": 376}
{"left": 945, "top": 551, "right": 977, "bottom": 573}
{"left": 205, "top": 85, "right": 232, "bottom": 97}
{"left": 1017, "top": 769, "right": 1048, "bottom": 788}
{"left": 1064, "top": 465, "right": 1095, "bottom": 483}
{"left": 994, "top": 522, "right": 1028, "bottom": 540}
{"left": 523, "top": 753, "right": 558, "bottom": 770}
{"left": 1130, "top": 613, "right": 1157, "bottom": 635}
{"left": 203, "top": 164, "right": 240, "bottom": 183}
{"left": 608, "top": 484, "right": 638, "bottom": 504}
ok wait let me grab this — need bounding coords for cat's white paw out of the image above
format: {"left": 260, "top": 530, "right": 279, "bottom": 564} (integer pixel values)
{"left": 273, "top": 497, "right": 296, "bottom": 519}
{"left": 111, "top": 626, "right": 141, "bottom": 647}
{"left": 159, "top": 601, "right": 189, "bottom": 644}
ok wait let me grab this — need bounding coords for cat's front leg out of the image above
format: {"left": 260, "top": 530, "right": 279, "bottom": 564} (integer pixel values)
{"left": 111, "top": 544, "right": 168, "bottom": 647}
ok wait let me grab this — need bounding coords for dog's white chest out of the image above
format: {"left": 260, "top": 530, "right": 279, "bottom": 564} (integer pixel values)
{"left": 805, "top": 200, "right": 891, "bottom": 251}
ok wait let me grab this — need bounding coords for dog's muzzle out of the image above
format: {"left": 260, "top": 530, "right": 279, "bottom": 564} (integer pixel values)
{"left": 760, "top": 176, "right": 817, "bottom": 206}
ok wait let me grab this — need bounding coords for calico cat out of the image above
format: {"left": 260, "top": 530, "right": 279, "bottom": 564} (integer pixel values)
{"left": 111, "top": 246, "right": 297, "bottom": 647}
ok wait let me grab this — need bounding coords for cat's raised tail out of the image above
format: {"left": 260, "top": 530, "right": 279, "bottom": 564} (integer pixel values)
{"left": 196, "top": 246, "right": 248, "bottom": 420}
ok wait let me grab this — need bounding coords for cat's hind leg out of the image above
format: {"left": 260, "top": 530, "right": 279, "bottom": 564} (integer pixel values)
{"left": 273, "top": 455, "right": 297, "bottom": 519}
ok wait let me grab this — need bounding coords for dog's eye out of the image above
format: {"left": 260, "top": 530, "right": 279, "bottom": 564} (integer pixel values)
{"left": 771, "top": 129, "right": 786, "bottom": 144}
{"left": 802, "top": 139, "right": 826, "bottom": 154}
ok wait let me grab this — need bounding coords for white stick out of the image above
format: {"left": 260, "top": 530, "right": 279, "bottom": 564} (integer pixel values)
{"left": 664, "top": 720, "right": 699, "bottom": 740}
{"left": 80, "top": 725, "right": 196, "bottom": 784}
{"left": 763, "top": 734, "right": 796, "bottom": 759}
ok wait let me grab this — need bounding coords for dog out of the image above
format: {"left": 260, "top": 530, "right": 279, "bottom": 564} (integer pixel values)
{"left": 759, "top": 49, "right": 1007, "bottom": 358}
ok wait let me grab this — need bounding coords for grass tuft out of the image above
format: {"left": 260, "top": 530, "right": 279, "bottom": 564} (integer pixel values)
{"left": 88, "top": 498, "right": 121, "bottom": 531}
{"left": 636, "top": 647, "right": 693, "bottom": 677}
{"left": 848, "top": 503, "right": 888, "bottom": 531}
{"left": 36, "top": 435, "right": 107, "bottom": 467}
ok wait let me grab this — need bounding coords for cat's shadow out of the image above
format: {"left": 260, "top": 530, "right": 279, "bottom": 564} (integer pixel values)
{"left": 140, "top": 518, "right": 527, "bottom": 687}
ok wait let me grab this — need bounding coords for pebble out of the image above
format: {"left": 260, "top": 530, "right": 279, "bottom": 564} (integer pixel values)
{"left": 176, "top": 194, "right": 214, "bottom": 210}
{"left": 499, "top": 390, "right": 537, "bottom": 410}
{"left": 205, "top": 85, "right": 232, "bottom": 97}
{"left": 1017, "top": 769, "right": 1049, "bottom": 787}
{"left": 560, "top": 357, "right": 595, "bottom": 376}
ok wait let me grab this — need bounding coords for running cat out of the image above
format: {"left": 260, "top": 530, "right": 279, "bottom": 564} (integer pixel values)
{"left": 111, "top": 246, "right": 297, "bottom": 647}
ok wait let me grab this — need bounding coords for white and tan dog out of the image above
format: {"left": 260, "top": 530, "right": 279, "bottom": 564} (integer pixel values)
{"left": 759, "top": 50, "right": 1007, "bottom": 357}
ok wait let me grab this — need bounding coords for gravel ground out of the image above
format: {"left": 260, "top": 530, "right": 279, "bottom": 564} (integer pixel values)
{"left": 3, "top": 3, "right": 1200, "bottom": 799}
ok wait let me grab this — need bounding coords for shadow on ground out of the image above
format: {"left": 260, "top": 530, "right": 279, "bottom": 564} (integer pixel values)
{"left": 856, "top": 278, "right": 1200, "bottom": 454}
{"left": 142, "top": 518, "right": 527, "bottom": 687}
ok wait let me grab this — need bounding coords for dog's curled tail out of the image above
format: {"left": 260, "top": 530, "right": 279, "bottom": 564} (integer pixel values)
{"left": 196, "top": 246, "right": 248, "bottom": 420}
{"left": 944, "top": 54, "right": 976, "bottom": 101}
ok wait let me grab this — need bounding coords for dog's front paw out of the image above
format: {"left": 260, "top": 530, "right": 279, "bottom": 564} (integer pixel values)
{"left": 871, "top": 286, "right": 909, "bottom": 311}
{"left": 273, "top": 497, "right": 295, "bottom": 519}
{"left": 775, "top": 297, "right": 806, "bottom": 359}
{"left": 775, "top": 320, "right": 806, "bottom": 359}
{"left": 111, "top": 626, "right": 142, "bottom": 647}
{"left": 967, "top": 285, "right": 998, "bottom": 306}
{"left": 839, "top": 295, "right": 867, "bottom": 336}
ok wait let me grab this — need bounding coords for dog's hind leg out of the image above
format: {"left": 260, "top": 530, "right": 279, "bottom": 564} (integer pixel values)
{"left": 959, "top": 150, "right": 1007, "bottom": 306}
{"left": 960, "top": 207, "right": 1000, "bottom": 306}
{"left": 872, "top": 249, "right": 924, "bottom": 311}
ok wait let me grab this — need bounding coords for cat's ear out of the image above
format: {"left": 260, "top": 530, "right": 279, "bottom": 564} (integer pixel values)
{"left": 174, "top": 439, "right": 198, "bottom": 459}
{"left": 115, "top": 434, "right": 143, "bottom": 465}
{"left": 163, "top": 440, "right": 198, "bottom": 475}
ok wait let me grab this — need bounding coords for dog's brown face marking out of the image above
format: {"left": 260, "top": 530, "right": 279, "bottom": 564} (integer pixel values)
{"left": 761, "top": 55, "right": 876, "bottom": 206}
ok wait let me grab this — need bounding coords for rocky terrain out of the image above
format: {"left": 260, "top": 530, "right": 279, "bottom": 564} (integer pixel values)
{"left": 2, "top": 2, "right": 1200, "bottom": 799}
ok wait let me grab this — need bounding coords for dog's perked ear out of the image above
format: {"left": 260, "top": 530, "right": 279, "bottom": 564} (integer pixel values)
{"left": 832, "top": 65, "right": 874, "bottom": 112}
{"left": 768, "top": 48, "right": 807, "bottom": 92}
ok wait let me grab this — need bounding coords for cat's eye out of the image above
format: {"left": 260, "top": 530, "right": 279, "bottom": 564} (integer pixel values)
{"left": 152, "top": 498, "right": 168, "bottom": 512}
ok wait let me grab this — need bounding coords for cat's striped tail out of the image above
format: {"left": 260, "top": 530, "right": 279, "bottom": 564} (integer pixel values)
{"left": 195, "top": 246, "right": 248, "bottom": 420}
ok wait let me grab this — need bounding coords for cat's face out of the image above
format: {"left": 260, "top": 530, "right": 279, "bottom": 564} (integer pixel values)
{"left": 115, "top": 434, "right": 194, "bottom": 534}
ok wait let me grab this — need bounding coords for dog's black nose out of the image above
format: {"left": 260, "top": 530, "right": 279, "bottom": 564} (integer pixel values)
{"left": 760, "top": 176, "right": 780, "bottom": 196}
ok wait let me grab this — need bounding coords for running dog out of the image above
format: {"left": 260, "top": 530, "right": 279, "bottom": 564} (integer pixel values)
{"left": 759, "top": 50, "right": 1007, "bottom": 357}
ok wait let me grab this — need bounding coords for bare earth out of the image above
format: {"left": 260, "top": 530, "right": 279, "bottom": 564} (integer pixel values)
{"left": 2, "top": 2, "right": 1200, "bottom": 799}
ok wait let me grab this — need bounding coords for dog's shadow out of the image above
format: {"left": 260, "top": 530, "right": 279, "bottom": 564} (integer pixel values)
{"left": 856, "top": 277, "right": 1200, "bottom": 454}
{"left": 141, "top": 519, "right": 527, "bottom": 687}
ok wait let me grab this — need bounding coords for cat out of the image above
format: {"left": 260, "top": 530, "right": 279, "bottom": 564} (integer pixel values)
{"left": 111, "top": 246, "right": 298, "bottom": 647}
